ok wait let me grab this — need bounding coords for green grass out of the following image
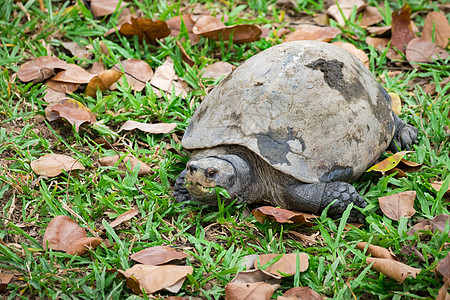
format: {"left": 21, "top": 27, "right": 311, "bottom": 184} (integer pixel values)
{"left": 0, "top": 0, "right": 449, "bottom": 299}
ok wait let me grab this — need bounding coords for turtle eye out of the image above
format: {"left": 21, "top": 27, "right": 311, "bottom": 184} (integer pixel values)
{"left": 205, "top": 168, "right": 218, "bottom": 178}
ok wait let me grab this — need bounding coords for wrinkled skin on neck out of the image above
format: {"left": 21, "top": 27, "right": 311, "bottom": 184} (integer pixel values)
{"left": 184, "top": 154, "right": 253, "bottom": 204}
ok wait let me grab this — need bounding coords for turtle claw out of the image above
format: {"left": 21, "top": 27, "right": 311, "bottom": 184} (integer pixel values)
{"left": 390, "top": 117, "right": 418, "bottom": 152}
{"left": 322, "top": 182, "right": 367, "bottom": 223}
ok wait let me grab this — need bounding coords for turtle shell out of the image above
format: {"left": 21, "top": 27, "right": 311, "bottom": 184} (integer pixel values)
{"left": 182, "top": 41, "right": 395, "bottom": 183}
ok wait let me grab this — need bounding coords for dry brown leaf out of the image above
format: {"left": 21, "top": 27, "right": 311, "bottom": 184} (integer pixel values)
{"left": 51, "top": 64, "right": 96, "bottom": 84}
{"left": 119, "top": 120, "right": 177, "bottom": 134}
{"left": 332, "top": 41, "right": 369, "bottom": 67}
{"left": 42, "top": 215, "right": 101, "bottom": 255}
{"left": 31, "top": 153, "right": 85, "bottom": 177}
{"left": 431, "top": 181, "right": 450, "bottom": 199}
{"left": 116, "top": 16, "right": 171, "bottom": 44}
{"left": 167, "top": 14, "right": 200, "bottom": 45}
{"left": 424, "top": 77, "right": 450, "bottom": 96}
{"left": 391, "top": 3, "right": 415, "bottom": 53}
{"left": 359, "top": 6, "right": 383, "bottom": 28}
{"left": 89, "top": 61, "right": 106, "bottom": 74}
{"left": 123, "top": 264, "right": 193, "bottom": 294}
{"left": 378, "top": 191, "right": 416, "bottom": 220}
{"left": 400, "top": 245, "right": 425, "bottom": 262}
{"left": 193, "top": 15, "right": 261, "bottom": 43}
{"left": 406, "top": 37, "right": 449, "bottom": 66}
{"left": 256, "top": 253, "right": 309, "bottom": 276}
{"left": 45, "top": 98, "right": 96, "bottom": 132}
{"left": 225, "top": 269, "right": 281, "bottom": 300}
{"left": 252, "top": 206, "right": 315, "bottom": 226}
{"left": 130, "top": 246, "right": 187, "bottom": 265}
{"left": 89, "top": 0, "right": 126, "bottom": 17}
{"left": 112, "top": 59, "right": 153, "bottom": 91}
{"left": 366, "top": 257, "right": 421, "bottom": 283}
{"left": 17, "top": 56, "right": 69, "bottom": 83}
{"left": 288, "top": 231, "right": 318, "bottom": 245}
{"left": 202, "top": 61, "right": 234, "bottom": 82}
{"left": 61, "top": 42, "right": 92, "bottom": 59}
{"left": 279, "top": 286, "right": 323, "bottom": 300}
{"left": 109, "top": 209, "right": 139, "bottom": 228}
{"left": 150, "top": 58, "right": 189, "bottom": 97}
{"left": 437, "top": 284, "right": 450, "bottom": 300}
{"left": 422, "top": 11, "right": 450, "bottom": 48}
{"left": 436, "top": 252, "right": 450, "bottom": 282}
{"left": 367, "top": 25, "right": 391, "bottom": 36}
{"left": 46, "top": 79, "right": 79, "bottom": 94}
{"left": 366, "top": 37, "right": 390, "bottom": 52}
{"left": 284, "top": 25, "right": 340, "bottom": 42}
{"left": 114, "top": 269, "right": 142, "bottom": 294}
{"left": 0, "top": 273, "right": 14, "bottom": 291}
{"left": 396, "top": 158, "right": 422, "bottom": 173}
{"left": 86, "top": 69, "right": 123, "bottom": 96}
{"left": 43, "top": 87, "right": 66, "bottom": 104}
{"left": 327, "top": 0, "right": 366, "bottom": 26}
{"left": 356, "top": 242, "right": 397, "bottom": 260}
{"left": 388, "top": 92, "right": 402, "bottom": 115}
{"left": 275, "top": 0, "right": 297, "bottom": 10}
{"left": 175, "top": 40, "right": 195, "bottom": 67}
{"left": 98, "top": 154, "right": 152, "bottom": 176}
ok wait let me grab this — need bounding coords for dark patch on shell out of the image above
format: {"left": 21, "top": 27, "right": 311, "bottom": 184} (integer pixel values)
{"left": 319, "top": 166, "right": 354, "bottom": 182}
{"left": 256, "top": 128, "right": 296, "bottom": 165}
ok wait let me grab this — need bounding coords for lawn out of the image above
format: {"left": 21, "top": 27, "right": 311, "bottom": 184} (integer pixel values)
{"left": 0, "top": 0, "right": 449, "bottom": 299}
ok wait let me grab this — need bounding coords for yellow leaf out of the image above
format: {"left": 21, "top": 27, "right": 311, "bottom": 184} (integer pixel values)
{"left": 389, "top": 93, "right": 402, "bottom": 115}
{"left": 366, "top": 151, "right": 412, "bottom": 173}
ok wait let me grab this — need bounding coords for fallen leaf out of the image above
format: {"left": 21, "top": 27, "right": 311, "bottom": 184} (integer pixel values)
{"left": 0, "top": 273, "right": 13, "bottom": 291}
{"left": 256, "top": 253, "right": 309, "bottom": 276}
{"left": 89, "top": 61, "right": 106, "bottom": 74}
{"left": 167, "top": 14, "right": 200, "bottom": 45}
{"left": 225, "top": 269, "right": 281, "bottom": 300}
{"left": 437, "top": 284, "right": 450, "bottom": 300}
{"left": 117, "top": 16, "right": 171, "bottom": 44}
{"left": 366, "top": 257, "right": 421, "bottom": 283}
{"left": 109, "top": 209, "right": 139, "bottom": 228}
{"left": 378, "top": 191, "right": 416, "bottom": 221}
{"left": 366, "top": 151, "right": 412, "bottom": 174}
{"left": 359, "top": 6, "right": 383, "bottom": 28}
{"left": 46, "top": 79, "right": 79, "bottom": 94}
{"left": 252, "top": 206, "right": 315, "bottom": 226}
{"left": 366, "top": 37, "right": 390, "bottom": 52}
{"left": 119, "top": 120, "right": 177, "bottom": 134}
{"left": 431, "top": 181, "right": 450, "bottom": 198}
{"left": 422, "top": 11, "right": 450, "bottom": 48}
{"left": 367, "top": 25, "right": 391, "bottom": 36}
{"left": 43, "top": 87, "right": 66, "bottom": 104}
{"left": 275, "top": 0, "right": 297, "bottom": 10}
{"left": 121, "top": 264, "right": 193, "bottom": 294}
{"left": 391, "top": 3, "right": 415, "bottom": 53}
{"left": 424, "top": 77, "right": 450, "bottom": 96}
{"left": 61, "top": 42, "right": 92, "bottom": 59}
{"left": 332, "top": 41, "right": 369, "bottom": 67}
{"left": 17, "top": 56, "right": 69, "bottom": 83}
{"left": 278, "top": 286, "right": 323, "bottom": 300}
{"left": 327, "top": 0, "right": 366, "bottom": 26}
{"left": 45, "top": 98, "right": 96, "bottom": 132}
{"left": 130, "top": 246, "right": 187, "bottom": 265}
{"left": 388, "top": 92, "right": 402, "bottom": 115}
{"left": 396, "top": 158, "right": 422, "bottom": 173}
{"left": 175, "top": 40, "right": 195, "bottom": 67}
{"left": 42, "top": 215, "right": 102, "bottom": 255}
{"left": 112, "top": 59, "right": 153, "bottom": 91}
{"left": 406, "top": 37, "right": 449, "bottom": 66}
{"left": 284, "top": 25, "right": 340, "bottom": 42}
{"left": 98, "top": 154, "right": 152, "bottom": 176}
{"left": 86, "top": 69, "right": 123, "bottom": 96}
{"left": 356, "top": 242, "right": 397, "bottom": 260}
{"left": 193, "top": 15, "right": 261, "bottom": 43}
{"left": 400, "top": 245, "right": 425, "bottom": 262}
{"left": 31, "top": 153, "right": 85, "bottom": 177}
{"left": 288, "top": 231, "right": 318, "bottom": 245}
{"left": 150, "top": 58, "right": 189, "bottom": 97}
{"left": 114, "top": 269, "right": 142, "bottom": 294}
{"left": 51, "top": 63, "right": 96, "bottom": 84}
{"left": 89, "top": 0, "right": 126, "bottom": 17}
{"left": 202, "top": 61, "right": 234, "bottom": 82}
{"left": 240, "top": 254, "right": 258, "bottom": 270}
{"left": 437, "top": 252, "right": 450, "bottom": 283}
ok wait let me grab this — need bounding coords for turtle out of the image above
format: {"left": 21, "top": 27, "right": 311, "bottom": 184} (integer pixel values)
{"left": 174, "top": 40, "right": 418, "bottom": 222}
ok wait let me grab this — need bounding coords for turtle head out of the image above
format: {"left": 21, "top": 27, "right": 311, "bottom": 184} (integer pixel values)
{"left": 184, "top": 154, "right": 251, "bottom": 204}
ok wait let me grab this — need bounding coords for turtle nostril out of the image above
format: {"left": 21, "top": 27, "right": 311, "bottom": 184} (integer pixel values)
{"left": 188, "top": 164, "right": 198, "bottom": 173}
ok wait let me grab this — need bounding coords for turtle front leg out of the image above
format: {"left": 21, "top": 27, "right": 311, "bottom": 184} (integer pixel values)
{"left": 286, "top": 182, "right": 366, "bottom": 223}
{"left": 389, "top": 114, "right": 418, "bottom": 152}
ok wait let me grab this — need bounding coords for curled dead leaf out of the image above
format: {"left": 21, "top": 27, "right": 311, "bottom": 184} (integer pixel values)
{"left": 256, "top": 253, "right": 309, "bottom": 276}
{"left": 378, "top": 191, "right": 416, "bottom": 221}
{"left": 150, "top": 58, "right": 189, "bottom": 97}
{"left": 359, "top": 6, "right": 383, "bottom": 28}
{"left": 356, "top": 242, "right": 397, "bottom": 260}
{"left": 89, "top": 0, "right": 126, "bottom": 18}
{"left": 422, "top": 11, "right": 450, "bottom": 48}
{"left": 225, "top": 269, "right": 281, "bottom": 300}
{"left": 17, "top": 56, "right": 69, "bottom": 83}
{"left": 130, "top": 246, "right": 187, "bottom": 266}
{"left": 366, "top": 257, "right": 421, "bottom": 283}
{"left": 167, "top": 14, "right": 200, "bottom": 45}
{"left": 366, "top": 151, "right": 412, "bottom": 174}
{"left": 202, "top": 61, "right": 235, "bottom": 82}
{"left": 408, "top": 214, "right": 450, "bottom": 237}
{"left": 406, "top": 37, "right": 449, "bottom": 67}
{"left": 252, "top": 206, "right": 315, "bottom": 226}
{"left": 284, "top": 25, "right": 340, "bottom": 42}
{"left": 117, "top": 17, "right": 171, "bottom": 44}
{"left": 98, "top": 154, "right": 152, "bottom": 177}
{"left": 366, "top": 37, "right": 390, "bottom": 52}
{"left": 51, "top": 63, "right": 96, "bottom": 84}
{"left": 86, "top": 69, "right": 123, "bottom": 97}
{"left": 391, "top": 3, "right": 415, "bottom": 53}
{"left": 332, "top": 41, "right": 369, "bottom": 67}
{"left": 119, "top": 120, "right": 177, "bottom": 134}
{"left": 109, "top": 209, "right": 139, "bottom": 228}
{"left": 112, "top": 59, "right": 153, "bottom": 91}
{"left": 279, "top": 286, "right": 323, "bottom": 300}
{"left": 327, "top": 0, "right": 366, "bottom": 26}
{"left": 45, "top": 98, "right": 96, "bottom": 132}
{"left": 31, "top": 153, "right": 85, "bottom": 177}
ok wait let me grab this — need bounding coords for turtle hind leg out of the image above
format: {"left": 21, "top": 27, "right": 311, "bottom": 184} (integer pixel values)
{"left": 389, "top": 114, "right": 418, "bottom": 151}
{"left": 286, "top": 182, "right": 366, "bottom": 223}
